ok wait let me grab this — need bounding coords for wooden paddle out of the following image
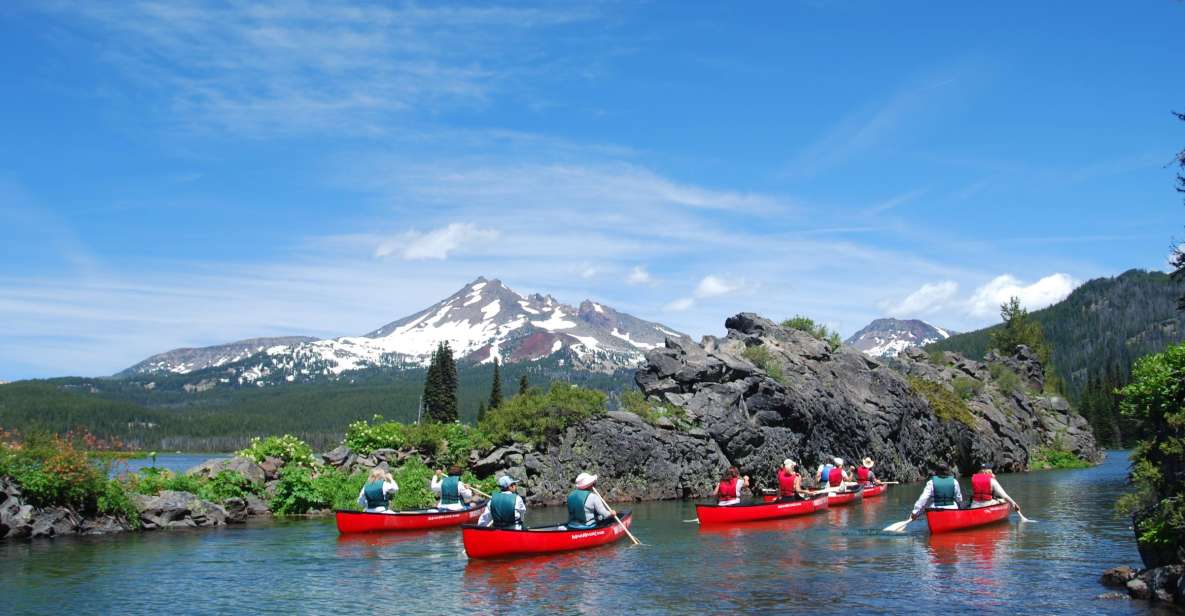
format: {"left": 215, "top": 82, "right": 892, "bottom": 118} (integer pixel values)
{"left": 1014, "top": 503, "right": 1036, "bottom": 523}
{"left": 592, "top": 487, "right": 642, "bottom": 546}
{"left": 883, "top": 517, "right": 912, "bottom": 532}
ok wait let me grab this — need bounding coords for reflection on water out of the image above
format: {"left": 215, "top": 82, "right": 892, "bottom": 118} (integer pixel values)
{"left": 0, "top": 452, "right": 1161, "bottom": 615}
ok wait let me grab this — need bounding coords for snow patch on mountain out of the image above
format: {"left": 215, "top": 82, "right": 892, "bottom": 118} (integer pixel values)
{"left": 845, "top": 318, "right": 954, "bottom": 358}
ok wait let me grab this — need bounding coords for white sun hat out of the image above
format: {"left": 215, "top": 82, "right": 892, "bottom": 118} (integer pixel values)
{"left": 575, "top": 472, "right": 598, "bottom": 490}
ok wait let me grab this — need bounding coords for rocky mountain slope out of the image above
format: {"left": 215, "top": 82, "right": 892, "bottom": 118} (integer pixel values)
{"left": 487, "top": 313, "right": 1101, "bottom": 503}
{"left": 845, "top": 318, "right": 952, "bottom": 357}
{"left": 116, "top": 277, "right": 687, "bottom": 387}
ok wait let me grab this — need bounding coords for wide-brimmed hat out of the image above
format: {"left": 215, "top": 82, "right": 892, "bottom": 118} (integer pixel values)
{"left": 783, "top": 459, "right": 796, "bottom": 471}
{"left": 575, "top": 472, "right": 598, "bottom": 489}
{"left": 497, "top": 475, "right": 519, "bottom": 489}
{"left": 862, "top": 457, "right": 874, "bottom": 468}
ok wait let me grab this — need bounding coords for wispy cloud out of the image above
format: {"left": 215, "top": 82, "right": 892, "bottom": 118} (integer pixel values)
{"left": 375, "top": 223, "right": 499, "bottom": 260}
{"left": 626, "top": 266, "right": 652, "bottom": 285}
{"left": 865, "top": 187, "right": 928, "bottom": 215}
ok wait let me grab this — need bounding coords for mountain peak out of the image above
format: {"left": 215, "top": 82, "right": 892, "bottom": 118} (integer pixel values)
{"left": 845, "top": 318, "right": 952, "bottom": 358}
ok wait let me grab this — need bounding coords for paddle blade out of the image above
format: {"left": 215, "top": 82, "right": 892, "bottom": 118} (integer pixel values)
{"left": 883, "top": 519, "right": 911, "bottom": 532}
{"left": 682, "top": 518, "right": 700, "bottom": 524}
{"left": 1018, "top": 512, "right": 1036, "bottom": 523}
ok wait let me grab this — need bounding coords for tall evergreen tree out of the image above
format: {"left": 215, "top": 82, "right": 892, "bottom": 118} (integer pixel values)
{"left": 488, "top": 358, "right": 503, "bottom": 410}
{"left": 424, "top": 342, "right": 458, "bottom": 423}
{"left": 477, "top": 400, "right": 488, "bottom": 423}
{"left": 518, "top": 374, "right": 530, "bottom": 397}
{"left": 990, "top": 297, "right": 1051, "bottom": 364}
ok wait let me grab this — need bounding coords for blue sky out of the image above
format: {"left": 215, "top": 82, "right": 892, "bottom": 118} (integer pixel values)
{"left": 2, "top": 1, "right": 1183, "bottom": 379}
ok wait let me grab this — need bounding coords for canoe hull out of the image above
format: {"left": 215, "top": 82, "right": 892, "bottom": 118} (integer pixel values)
{"left": 827, "top": 488, "right": 863, "bottom": 506}
{"left": 698, "top": 495, "right": 828, "bottom": 524}
{"left": 861, "top": 484, "right": 886, "bottom": 498}
{"left": 925, "top": 503, "right": 1011, "bottom": 534}
{"left": 335, "top": 501, "right": 487, "bottom": 534}
{"left": 462, "top": 512, "right": 632, "bottom": 559}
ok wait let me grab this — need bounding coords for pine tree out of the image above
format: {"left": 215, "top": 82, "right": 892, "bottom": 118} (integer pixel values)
{"left": 477, "top": 400, "right": 488, "bottom": 423}
{"left": 990, "top": 297, "right": 1051, "bottom": 365}
{"left": 439, "top": 342, "right": 458, "bottom": 422}
{"left": 424, "top": 342, "right": 458, "bottom": 423}
{"left": 518, "top": 374, "right": 530, "bottom": 397}
{"left": 488, "top": 359, "right": 503, "bottom": 410}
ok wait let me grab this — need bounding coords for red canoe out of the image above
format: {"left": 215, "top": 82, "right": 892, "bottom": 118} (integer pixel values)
{"left": 827, "top": 487, "right": 863, "bottom": 506}
{"left": 335, "top": 501, "right": 487, "bottom": 534}
{"left": 461, "top": 512, "right": 632, "bottom": 559}
{"left": 925, "top": 503, "right": 1011, "bottom": 534}
{"left": 698, "top": 494, "right": 828, "bottom": 524}
{"left": 861, "top": 484, "right": 886, "bottom": 498}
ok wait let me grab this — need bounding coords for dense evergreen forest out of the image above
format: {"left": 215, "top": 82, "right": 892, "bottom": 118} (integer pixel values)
{"left": 0, "top": 358, "right": 634, "bottom": 451}
{"left": 927, "top": 269, "right": 1184, "bottom": 446}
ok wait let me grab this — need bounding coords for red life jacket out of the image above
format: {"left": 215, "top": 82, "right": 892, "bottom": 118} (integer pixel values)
{"left": 828, "top": 467, "right": 843, "bottom": 487}
{"left": 717, "top": 477, "right": 739, "bottom": 500}
{"left": 971, "top": 473, "right": 994, "bottom": 501}
{"left": 856, "top": 467, "right": 871, "bottom": 484}
{"left": 778, "top": 470, "right": 798, "bottom": 496}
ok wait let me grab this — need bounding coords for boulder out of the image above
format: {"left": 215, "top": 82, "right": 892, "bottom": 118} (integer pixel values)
{"left": 79, "top": 515, "right": 132, "bottom": 535}
{"left": 1126, "top": 578, "right": 1151, "bottom": 601}
{"left": 223, "top": 497, "right": 249, "bottom": 523}
{"left": 132, "top": 490, "right": 229, "bottom": 530}
{"left": 1100, "top": 566, "right": 1137, "bottom": 587}
{"left": 473, "top": 446, "right": 524, "bottom": 476}
{"left": 30, "top": 507, "right": 81, "bottom": 538}
{"left": 186, "top": 456, "right": 266, "bottom": 485}
{"left": 245, "top": 494, "right": 270, "bottom": 516}
{"left": 323, "top": 445, "right": 351, "bottom": 467}
{"left": 259, "top": 456, "right": 284, "bottom": 481}
{"left": 1137, "top": 565, "right": 1183, "bottom": 604}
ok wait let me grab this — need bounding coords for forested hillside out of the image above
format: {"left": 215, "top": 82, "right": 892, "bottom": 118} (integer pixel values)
{"left": 926, "top": 269, "right": 1185, "bottom": 445}
{"left": 0, "top": 358, "right": 635, "bottom": 451}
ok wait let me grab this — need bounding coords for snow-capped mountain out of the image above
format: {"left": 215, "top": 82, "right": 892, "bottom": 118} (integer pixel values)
{"left": 844, "top": 318, "right": 953, "bottom": 358}
{"left": 116, "top": 277, "right": 688, "bottom": 385}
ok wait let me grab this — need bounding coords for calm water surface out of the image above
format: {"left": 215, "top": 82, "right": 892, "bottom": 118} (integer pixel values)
{"left": 2, "top": 451, "right": 1165, "bottom": 615}
{"left": 111, "top": 452, "right": 227, "bottom": 477}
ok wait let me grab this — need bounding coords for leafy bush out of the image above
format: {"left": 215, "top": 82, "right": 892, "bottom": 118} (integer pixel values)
{"left": 344, "top": 418, "right": 490, "bottom": 467}
{"left": 199, "top": 470, "right": 258, "bottom": 502}
{"left": 1029, "top": 446, "right": 1091, "bottom": 470}
{"left": 989, "top": 364, "right": 1022, "bottom": 394}
{"left": 742, "top": 345, "right": 785, "bottom": 384}
{"left": 237, "top": 435, "right": 315, "bottom": 468}
{"left": 0, "top": 431, "right": 139, "bottom": 524}
{"left": 781, "top": 316, "right": 842, "bottom": 351}
{"left": 479, "top": 383, "right": 607, "bottom": 446}
{"left": 952, "top": 377, "right": 983, "bottom": 401}
{"left": 619, "top": 390, "right": 689, "bottom": 427}
{"left": 97, "top": 479, "right": 141, "bottom": 526}
{"left": 927, "top": 349, "right": 947, "bottom": 365}
{"left": 908, "top": 377, "right": 976, "bottom": 427}
{"left": 126, "top": 467, "right": 203, "bottom": 496}
{"left": 270, "top": 466, "right": 322, "bottom": 515}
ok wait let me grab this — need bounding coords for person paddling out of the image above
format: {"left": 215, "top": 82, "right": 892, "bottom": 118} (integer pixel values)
{"left": 478, "top": 475, "right": 526, "bottom": 529}
{"left": 817, "top": 460, "right": 834, "bottom": 488}
{"left": 716, "top": 467, "right": 750, "bottom": 506}
{"left": 909, "top": 463, "right": 962, "bottom": 521}
{"left": 969, "top": 462, "right": 1020, "bottom": 513}
{"left": 828, "top": 457, "right": 848, "bottom": 489}
{"left": 357, "top": 468, "right": 399, "bottom": 513}
{"left": 856, "top": 457, "right": 881, "bottom": 487}
{"left": 431, "top": 465, "right": 474, "bottom": 511}
{"left": 777, "top": 459, "right": 805, "bottom": 500}
{"left": 565, "top": 472, "right": 616, "bottom": 529}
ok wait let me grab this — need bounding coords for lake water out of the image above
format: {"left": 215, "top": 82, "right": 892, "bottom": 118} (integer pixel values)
{"left": 1, "top": 451, "right": 1168, "bottom": 615}
{"left": 110, "top": 452, "right": 227, "bottom": 477}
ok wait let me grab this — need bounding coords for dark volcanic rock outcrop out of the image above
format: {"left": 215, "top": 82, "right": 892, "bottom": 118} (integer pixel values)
{"left": 634, "top": 313, "right": 1101, "bottom": 490}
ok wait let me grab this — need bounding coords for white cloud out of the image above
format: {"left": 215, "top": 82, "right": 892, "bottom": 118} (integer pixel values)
{"left": 694, "top": 275, "right": 741, "bottom": 298}
{"left": 626, "top": 266, "right": 652, "bottom": 285}
{"left": 580, "top": 265, "right": 599, "bottom": 279}
{"left": 966, "top": 273, "right": 1079, "bottom": 318}
{"left": 664, "top": 297, "right": 695, "bottom": 312}
{"left": 882, "top": 281, "right": 959, "bottom": 316}
{"left": 375, "top": 223, "right": 498, "bottom": 260}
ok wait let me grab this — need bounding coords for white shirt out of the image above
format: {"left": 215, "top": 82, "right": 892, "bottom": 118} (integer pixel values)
{"left": 972, "top": 477, "right": 1017, "bottom": 507}
{"left": 430, "top": 475, "right": 474, "bottom": 510}
{"left": 477, "top": 492, "right": 526, "bottom": 528}
{"left": 357, "top": 480, "right": 399, "bottom": 513}
{"left": 910, "top": 478, "right": 963, "bottom": 516}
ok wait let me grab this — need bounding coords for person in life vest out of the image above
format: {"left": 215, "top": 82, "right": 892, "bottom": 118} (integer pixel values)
{"left": 717, "top": 467, "right": 750, "bottom": 506}
{"left": 828, "top": 457, "right": 848, "bottom": 488}
{"left": 478, "top": 475, "right": 527, "bottom": 529}
{"left": 969, "top": 462, "right": 1020, "bottom": 512}
{"left": 356, "top": 468, "right": 399, "bottom": 513}
{"left": 909, "top": 463, "right": 963, "bottom": 520}
{"left": 564, "top": 472, "right": 616, "bottom": 529}
{"left": 431, "top": 465, "right": 474, "bottom": 511}
{"left": 777, "top": 459, "right": 805, "bottom": 500}
{"left": 856, "top": 457, "right": 881, "bottom": 487}
{"left": 817, "top": 460, "right": 834, "bottom": 488}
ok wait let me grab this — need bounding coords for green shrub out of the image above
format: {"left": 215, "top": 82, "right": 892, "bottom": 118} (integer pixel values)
{"left": 927, "top": 349, "right": 947, "bottom": 365}
{"left": 127, "top": 467, "right": 202, "bottom": 496}
{"left": 311, "top": 467, "right": 368, "bottom": 512}
{"left": 781, "top": 315, "right": 841, "bottom": 351}
{"left": 952, "top": 377, "right": 983, "bottom": 401}
{"left": 908, "top": 377, "right": 976, "bottom": 427}
{"left": 619, "top": 390, "right": 688, "bottom": 427}
{"left": 270, "top": 466, "right": 322, "bottom": 515}
{"left": 479, "top": 383, "right": 607, "bottom": 446}
{"left": 198, "top": 470, "right": 258, "bottom": 502}
{"left": 97, "top": 479, "right": 141, "bottom": 527}
{"left": 1029, "top": 446, "right": 1091, "bottom": 470}
{"left": 0, "top": 432, "right": 140, "bottom": 523}
{"left": 989, "top": 364, "right": 1022, "bottom": 394}
{"left": 237, "top": 435, "right": 315, "bottom": 468}
{"left": 742, "top": 345, "right": 785, "bottom": 384}
{"left": 344, "top": 418, "right": 490, "bottom": 467}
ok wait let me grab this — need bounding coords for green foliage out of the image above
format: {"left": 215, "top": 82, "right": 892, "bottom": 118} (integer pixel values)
{"left": 951, "top": 377, "right": 983, "bottom": 401}
{"left": 200, "top": 470, "right": 258, "bottom": 502}
{"left": 742, "top": 345, "right": 785, "bottom": 384}
{"left": 343, "top": 417, "right": 490, "bottom": 467}
{"left": 518, "top": 374, "right": 530, "bottom": 397}
{"left": 618, "top": 390, "right": 689, "bottom": 427}
{"left": 1029, "top": 446, "right": 1091, "bottom": 470}
{"left": 927, "top": 349, "right": 947, "bottom": 365}
{"left": 311, "top": 467, "right": 368, "bottom": 512}
{"left": 236, "top": 435, "right": 315, "bottom": 468}
{"left": 908, "top": 377, "right": 976, "bottom": 427}
{"left": 127, "top": 467, "right": 203, "bottom": 496}
{"left": 97, "top": 479, "right": 141, "bottom": 527}
{"left": 270, "top": 466, "right": 367, "bottom": 515}
{"left": 489, "top": 359, "right": 503, "bottom": 410}
{"left": 0, "top": 432, "right": 138, "bottom": 524}
{"left": 989, "top": 363, "right": 1022, "bottom": 394}
{"left": 990, "top": 297, "right": 1052, "bottom": 365}
{"left": 479, "top": 383, "right": 607, "bottom": 446}
{"left": 424, "top": 342, "right": 459, "bottom": 423}
{"left": 390, "top": 458, "right": 434, "bottom": 510}
{"left": 781, "top": 315, "right": 841, "bottom": 351}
